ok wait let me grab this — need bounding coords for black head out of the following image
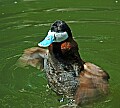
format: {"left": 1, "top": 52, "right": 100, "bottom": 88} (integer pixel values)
{"left": 51, "top": 20, "right": 72, "bottom": 37}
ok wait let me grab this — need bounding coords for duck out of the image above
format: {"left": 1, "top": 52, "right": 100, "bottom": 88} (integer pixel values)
{"left": 18, "top": 20, "right": 110, "bottom": 106}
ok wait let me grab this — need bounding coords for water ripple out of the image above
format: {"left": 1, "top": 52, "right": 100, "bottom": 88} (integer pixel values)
{"left": 67, "top": 20, "right": 120, "bottom": 25}
{"left": 1, "top": 19, "right": 119, "bottom": 31}
{"left": 44, "top": 7, "right": 120, "bottom": 12}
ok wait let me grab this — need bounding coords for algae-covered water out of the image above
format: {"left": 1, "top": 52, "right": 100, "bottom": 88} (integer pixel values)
{"left": 0, "top": 0, "right": 120, "bottom": 108}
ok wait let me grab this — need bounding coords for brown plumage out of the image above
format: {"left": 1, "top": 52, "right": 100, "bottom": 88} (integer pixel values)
{"left": 17, "top": 20, "right": 110, "bottom": 106}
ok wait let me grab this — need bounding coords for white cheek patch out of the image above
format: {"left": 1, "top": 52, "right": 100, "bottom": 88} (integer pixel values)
{"left": 54, "top": 32, "right": 68, "bottom": 42}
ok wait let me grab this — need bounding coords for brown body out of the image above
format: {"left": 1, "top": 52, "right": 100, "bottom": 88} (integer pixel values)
{"left": 18, "top": 40, "right": 109, "bottom": 105}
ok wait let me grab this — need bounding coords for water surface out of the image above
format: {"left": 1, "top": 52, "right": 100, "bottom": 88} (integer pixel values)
{"left": 0, "top": 0, "right": 120, "bottom": 108}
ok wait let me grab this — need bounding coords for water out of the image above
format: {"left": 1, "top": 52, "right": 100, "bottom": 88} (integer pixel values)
{"left": 0, "top": 0, "right": 120, "bottom": 108}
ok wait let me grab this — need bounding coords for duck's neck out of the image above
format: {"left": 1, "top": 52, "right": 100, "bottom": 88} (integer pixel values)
{"left": 48, "top": 41, "right": 64, "bottom": 58}
{"left": 48, "top": 37, "right": 71, "bottom": 56}
{"left": 48, "top": 37, "right": 84, "bottom": 72}
{"left": 48, "top": 37, "right": 83, "bottom": 62}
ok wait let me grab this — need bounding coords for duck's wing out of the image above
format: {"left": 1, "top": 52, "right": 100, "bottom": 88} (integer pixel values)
{"left": 83, "top": 62, "right": 110, "bottom": 80}
{"left": 17, "top": 47, "right": 48, "bottom": 70}
{"left": 74, "top": 62, "right": 110, "bottom": 105}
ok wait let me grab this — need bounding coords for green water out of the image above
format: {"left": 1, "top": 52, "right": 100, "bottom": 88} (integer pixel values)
{"left": 0, "top": 0, "right": 120, "bottom": 108}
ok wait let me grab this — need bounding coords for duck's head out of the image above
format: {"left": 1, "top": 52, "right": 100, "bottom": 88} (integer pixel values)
{"left": 38, "top": 20, "right": 84, "bottom": 72}
{"left": 38, "top": 20, "right": 73, "bottom": 47}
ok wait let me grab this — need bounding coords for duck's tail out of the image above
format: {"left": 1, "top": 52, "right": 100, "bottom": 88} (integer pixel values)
{"left": 74, "top": 62, "right": 110, "bottom": 105}
{"left": 17, "top": 47, "right": 48, "bottom": 70}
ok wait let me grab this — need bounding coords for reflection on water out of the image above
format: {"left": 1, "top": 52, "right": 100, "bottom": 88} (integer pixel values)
{"left": 0, "top": 0, "right": 120, "bottom": 108}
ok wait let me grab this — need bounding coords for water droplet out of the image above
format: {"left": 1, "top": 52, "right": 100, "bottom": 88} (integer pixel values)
{"left": 28, "top": 84, "right": 32, "bottom": 87}
{"left": 14, "top": 1, "right": 18, "bottom": 4}
{"left": 115, "top": 0, "right": 118, "bottom": 3}
{"left": 100, "top": 40, "right": 103, "bottom": 43}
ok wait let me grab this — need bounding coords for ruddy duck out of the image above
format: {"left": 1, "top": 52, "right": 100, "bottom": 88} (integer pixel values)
{"left": 18, "top": 20, "right": 110, "bottom": 106}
